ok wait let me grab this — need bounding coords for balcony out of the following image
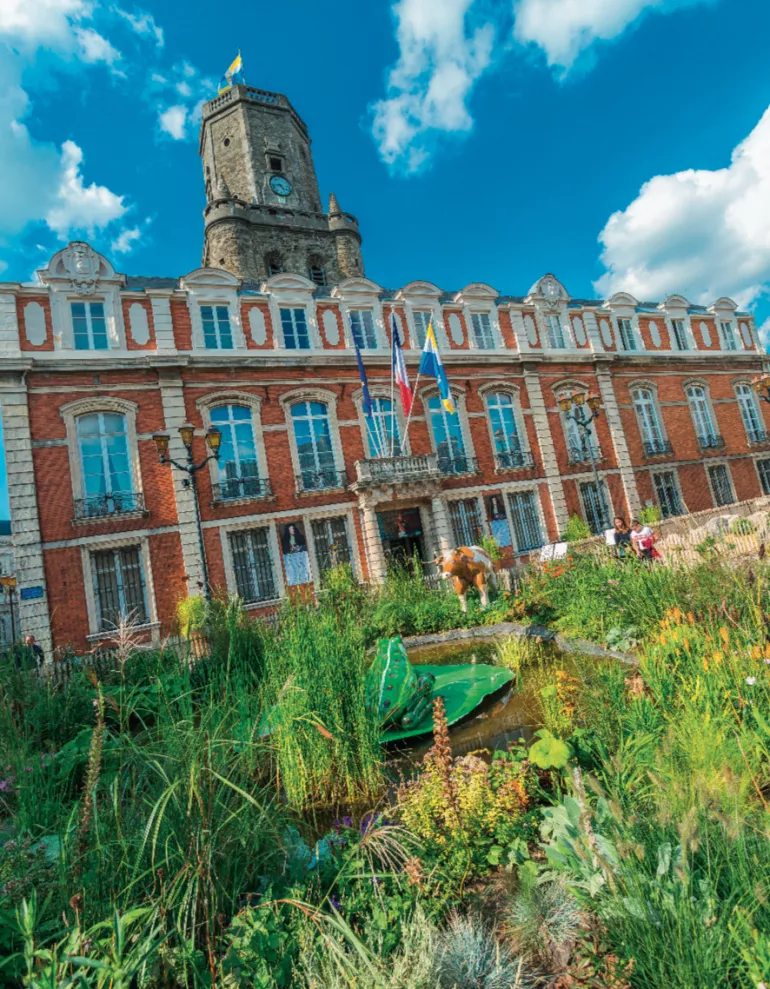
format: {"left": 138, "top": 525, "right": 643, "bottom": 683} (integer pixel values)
{"left": 74, "top": 492, "right": 146, "bottom": 521}
{"left": 295, "top": 468, "right": 348, "bottom": 494}
{"left": 494, "top": 449, "right": 536, "bottom": 471}
{"left": 698, "top": 434, "right": 725, "bottom": 452}
{"left": 354, "top": 454, "right": 440, "bottom": 487}
{"left": 215, "top": 476, "right": 273, "bottom": 502}
{"left": 643, "top": 438, "right": 673, "bottom": 458}
{"left": 567, "top": 444, "right": 602, "bottom": 465}
{"left": 438, "top": 455, "right": 479, "bottom": 477}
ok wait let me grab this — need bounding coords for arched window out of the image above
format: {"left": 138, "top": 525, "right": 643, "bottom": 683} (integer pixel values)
{"left": 265, "top": 251, "right": 284, "bottom": 277}
{"left": 632, "top": 387, "right": 668, "bottom": 455}
{"left": 365, "top": 397, "right": 402, "bottom": 457}
{"left": 557, "top": 389, "right": 599, "bottom": 464}
{"left": 210, "top": 405, "right": 266, "bottom": 500}
{"left": 486, "top": 391, "right": 526, "bottom": 468}
{"left": 307, "top": 255, "right": 327, "bottom": 287}
{"left": 736, "top": 383, "right": 765, "bottom": 443}
{"left": 686, "top": 385, "right": 720, "bottom": 448}
{"left": 290, "top": 401, "right": 339, "bottom": 491}
{"left": 428, "top": 395, "right": 470, "bottom": 474}
{"left": 76, "top": 412, "right": 135, "bottom": 517}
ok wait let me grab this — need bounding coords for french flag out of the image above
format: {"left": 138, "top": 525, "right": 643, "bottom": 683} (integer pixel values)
{"left": 391, "top": 312, "right": 413, "bottom": 416}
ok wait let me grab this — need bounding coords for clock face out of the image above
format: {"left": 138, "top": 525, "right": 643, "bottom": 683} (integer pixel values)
{"left": 270, "top": 175, "right": 292, "bottom": 197}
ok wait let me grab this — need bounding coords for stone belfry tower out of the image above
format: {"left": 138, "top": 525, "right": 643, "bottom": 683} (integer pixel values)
{"left": 200, "top": 85, "right": 364, "bottom": 285}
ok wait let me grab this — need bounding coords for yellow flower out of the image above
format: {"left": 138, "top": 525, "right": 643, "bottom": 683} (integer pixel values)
{"left": 720, "top": 627, "right": 730, "bottom": 647}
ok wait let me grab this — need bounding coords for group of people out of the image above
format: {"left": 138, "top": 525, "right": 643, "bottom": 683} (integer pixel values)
{"left": 611, "top": 517, "right": 660, "bottom": 560}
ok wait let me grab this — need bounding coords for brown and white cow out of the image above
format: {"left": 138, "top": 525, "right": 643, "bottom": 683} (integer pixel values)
{"left": 435, "top": 545, "right": 496, "bottom": 613}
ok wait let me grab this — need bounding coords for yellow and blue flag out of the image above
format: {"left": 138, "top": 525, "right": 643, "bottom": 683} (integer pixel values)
{"left": 419, "top": 322, "right": 454, "bottom": 414}
{"left": 218, "top": 53, "right": 245, "bottom": 94}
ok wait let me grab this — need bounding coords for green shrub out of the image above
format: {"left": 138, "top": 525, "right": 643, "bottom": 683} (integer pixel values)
{"left": 561, "top": 515, "right": 591, "bottom": 543}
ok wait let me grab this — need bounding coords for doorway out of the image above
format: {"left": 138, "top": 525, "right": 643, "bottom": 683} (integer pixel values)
{"left": 377, "top": 507, "right": 427, "bottom": 570}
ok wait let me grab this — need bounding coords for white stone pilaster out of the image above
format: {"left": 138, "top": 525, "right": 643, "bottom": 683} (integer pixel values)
{"left": 359, "top": 502, "right": 387, "bottom": 583}
{"left": 157, "top": 370, "right": 206, "bottom": 596}
{"left": 596, "top": 368, "right": 641, "bottom": 517}
{"left": 148, "top": 293, "right": 177, "bottom": 352}
{"left": 0, "top": 295, "right": 21, "bottom": 356}
{"left": 431, "top": 496, "right": 453, "bottom": 553}
{"left": 508, "top": 309, "right": 531, "bottom": 355}
{"left": 582, "top": 310, "right": 606, "bottom": 354}
{"left": 522, "top": 367, "right": 569, "bottom": 534}
{"left": 0, "top": 373, "right": 52, "bottom": 655}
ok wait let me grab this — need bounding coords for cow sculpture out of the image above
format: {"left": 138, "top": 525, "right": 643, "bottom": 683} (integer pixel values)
{"left": 435, "top": 545, "right": 496, "bottom": 614}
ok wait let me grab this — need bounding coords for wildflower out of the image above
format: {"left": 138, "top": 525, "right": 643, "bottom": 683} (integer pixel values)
{"left": 720, "top": 627, "right": 730, "bottom": 646}
{"left": 746, "top": 677, "right": 757, "bottom": 686}
{"left": 0, "top": 780, "right": 13, "bottom": 793}
{"left": 329, "top": 895, "right": 342, "bottom": 912}
{"left": 23, "top": 766, "right": 32, "bottom": 773}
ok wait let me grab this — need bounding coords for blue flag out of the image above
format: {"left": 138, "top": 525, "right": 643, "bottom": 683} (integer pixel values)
{"left": 355, "top": 343, "right": 374, "bottom": 416}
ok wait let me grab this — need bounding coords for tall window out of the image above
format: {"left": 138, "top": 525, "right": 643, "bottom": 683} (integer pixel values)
{"left": 72, "top": 301, "right": 108, "bottom": 350}
{"left": 229, "top": 528, "right": 277, "bottom": 603}
{"left": 545, "top": 314, "right": 566, "bottom": 349}
{"left": 617, "top": 318, "right": 637, "bottom": 351}
{"left": 280, "top": 308, "right": 311, "bottom": 350}
{"left": 632, "top": 388, "right": 667, "bottom": 454}
{"left": 200, "top": 305, "right": 233, "bottom": 350}
{"left": 507, "top": 491, "right": 543, "bottom": 551}
{"left": 653, "top": 471, "right": 683, "bottom": 518}
{"left": 471, "top": 312, "right": 495, "bottom": 349}
{"left": 736, "top": 383, "right": 765, "bottom": 443}
{"left": 91, "top": 546, "right": 147, "bottom": 629}
{"left": 671, "top": 319, "right": 689, "bottom": 351}
{"left": 211, "top": 405, "right": 262, "bottom": 499}
{"left": 291, "top": 401, "right": 338, "bottom": 490}
{"left": 580, "top": 481, "right": 611, "bottom": 534}
{"left": 708, "top": 464, "right": 734, "bottom": 506}
{"left": 720, "top": 321, "right": 738, "bottom": 351}
{"left": 686, "top": 385, "right": 718, "bottom": 445}
{"left": 757, "top": 459, "right": 770, "bottom": 496}
{"left": 311, "top": 517, "right": 352, "bottom": 581}
{"left": 449, "top": 498, "right": 483, "bottom": 546}
{"left": 486, "top": 391, "right": 525, "bottom": 468}
{"left": 412, "top": 310, "right": 431, "bottom": 348}
{"left": 559, "top": 393, "right": 598, "bottom": 462}
{"left": 428, "top": 395, "right": 470, "bottom": 474}
{"left": 366, "top": 398, "right": 402, "bottom": 457}
{"left": 349, "top": 310, "right": 377, "bottom": 349}
{"left": 76, "top": 412, "right": 135, "bottom": 517}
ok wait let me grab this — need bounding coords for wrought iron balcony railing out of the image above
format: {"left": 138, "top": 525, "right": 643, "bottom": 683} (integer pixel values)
{"left": 438, "top": 456, "right": 479, "bottom": 476}
{"left": 494, "top": 449, "right": 536, "bottom": 471}
{"left": 355, "top": 454, "right": 440, "bottom": 486}
{"left": 567, "top": 444, "right": 602, "bottom": 465}
{"left": 74, "top": 492, "right": 145, "bottom": 520}
{"left": 295, "top": 468, "right": 348, "bottom": 493}
{"left": 697, "top": 434, "right": 725, "bottom": 451}
{"left": 215, "top": 476, "right": 273, "bottom": 502}
{"left": 642, "top": 438, "right": 673, "bottom": 457}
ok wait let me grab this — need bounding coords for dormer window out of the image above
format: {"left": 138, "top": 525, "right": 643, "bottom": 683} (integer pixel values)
{"left": 471, "top": 312, "right": 494, "bottom": 349}
{"left": 200, "top": 305, "right": 233, "bottom": 350}
{"left": 671, "top": 319, "right": 689, "bottom": 351}
{"left": 617, "top": 317, "right": 637, "bottom": 351}
{"left": 719, "top": 321, "right": 738, "bottom": 351}
{"left": 545, "top": 314, "right": 566, "bottom": 349}
{"left": 349, "top": 310, "right": 377, "bottom": 350}
{"left": 72, "top": 301, "right": 108, "bottom": 351}
{"left": 412, "top": 310, "right": 431, "bottom": 348}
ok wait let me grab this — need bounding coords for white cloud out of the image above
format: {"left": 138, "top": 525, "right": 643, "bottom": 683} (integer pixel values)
{"left": 595, "top": 105, "right": 770, "bottom": 311}
{"left": 513, "top": 0, "right": 711, "bottom": 74}
{"left": 75, "top": 26, "right": 122, "bottom": 66}
{"left": 114, "top": 7, "right": 164, "bottom": 46}
{"left": 158, "top": 104, "right": 188, "bottom": 140}
{"left": 46, "top": 140, "right": 127, "bottom": 239}
{"left": 0, "top": 0, "right": 88, "bottom": 46}
{"left": 110, "top": 225, "right": 142, "bottom": 253}
{"left": 370, "top": 0, "right": 496, "bottom": 173}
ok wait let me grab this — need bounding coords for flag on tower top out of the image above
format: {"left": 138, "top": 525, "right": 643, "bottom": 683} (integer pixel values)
{"left": 391, "top": 313, "right": 413, "bottom": 416}
{"left": 219, "top": 53, "right": 245, "bottom": 94}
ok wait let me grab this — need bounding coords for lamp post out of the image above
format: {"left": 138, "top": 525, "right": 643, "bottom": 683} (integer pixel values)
{"left": 0, "top": 574, "right": 17, "bottom": 643}
{"left": 558, "top": 391, "right": 608, "bottom": 531}
{"left": 752, "top": 373, "right": 770, "bottom": 406}
{"left": 152, "top": 424, "right": 222, "bottom": 601}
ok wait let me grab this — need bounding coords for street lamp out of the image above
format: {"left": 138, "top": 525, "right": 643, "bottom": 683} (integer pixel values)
{"left": 0, "top": 574, "right": 17, "bottom": 643}
{"left": 560, "top": 391, "right": 608, "bottom": 531}
{"left": 153, "top": 424, "right": 222, "bottom": 600}
{"left": 752, "top": 373, "right": 770, "bottom": 404}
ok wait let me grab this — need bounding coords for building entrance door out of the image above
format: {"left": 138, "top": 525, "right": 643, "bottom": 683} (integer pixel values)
{"left": 377, "top": 507, "right": 426, "bottom": 570}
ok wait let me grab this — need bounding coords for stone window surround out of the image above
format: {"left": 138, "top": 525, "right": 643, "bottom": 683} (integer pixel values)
{"left": 733, "top": 378, "right": 767, "bottom": 442}
{"left": 609, "top": 300, "right": 643, "bottom": 354}
{"left": 628, "top": 379, "right": 670, "bottom": 447}
{"left": 80, "top": 532, "right": 159, "bottom": 641}
{"left": 683, "top": 378, "right": 720, "bottom": 441}
{"left": 533, "top": 302, "right": 577, "bottom": 352}
{"left": 331, "top": 278, "right": 386, "bottom": 352}
{"left": 195, "top": 391, "right": 270, "bottom": 502}
{"left": 264, "top": 273, "right": 322, "bottom": 351}
{"left": 351, "top": 385, "right": 412, "bottom": 458}
{"left": 279, "top": 386, "right": 346, "bottom": 485}
{"left": 418, "top": 383, "right": 477, "bottom": 465}
{"left": 576, "top": 475, "right": 615, "bottom": 530}
{"left": 551, "top": 378, "right": 603, "bottom": 460}
{"left": 658, "top": 297, "right": 696, "bottom": 352}
{"left": 751, "top": 453, "right": 770, "bottom": 495}
{"left": 709, "top": 298, "right": 745, "bottom": 354}
{"left": 51, "top": 290, "right": 125, "bottom": 351}
{"left": 476, "top": 382, "right": 532, "bottom": 463}
{"left": 504, "top": 486, "right": 550, "bottom": 554}
{"left": 649, "top": 466, "right": 685, "bottom": 515}
{"left": 60, "top": 396, "right": 144, "bottom": 511}
{"left": 452, "top": 284, "right": 504, "bottom": 352}
{"left": 393, "top": 282, "right": 450, "bottom": 351}
{"left": 704, "top": 458, "right": 736, "bottom": 507}
{"left": 182, "top": 279, "right": 246, "bottom": 352}
{"left": 217, "top": 504, "right": 362, "bottom": 604}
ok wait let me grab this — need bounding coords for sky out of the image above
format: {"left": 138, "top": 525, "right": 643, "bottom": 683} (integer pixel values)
{"left": 1, "top": 0, "right": 770, "bottom": 518}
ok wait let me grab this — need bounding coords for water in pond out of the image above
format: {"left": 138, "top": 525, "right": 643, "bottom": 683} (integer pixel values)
{"left": 388, "top": 636, "right": 609, "bottom": 766}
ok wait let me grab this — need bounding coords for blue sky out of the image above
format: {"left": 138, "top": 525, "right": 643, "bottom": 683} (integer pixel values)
{"left": 1, "top": 0, "right": 769, "bottom": 518}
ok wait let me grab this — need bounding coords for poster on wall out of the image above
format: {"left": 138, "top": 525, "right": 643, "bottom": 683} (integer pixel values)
{"left": 484, "top": 494, "right": 511, "bottom": 548}
{"left": 280, "top": 521, "right": 312, "bottom": 586}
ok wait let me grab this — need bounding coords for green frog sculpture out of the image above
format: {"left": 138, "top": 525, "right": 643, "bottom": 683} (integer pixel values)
{"left": 365, "top": 636, "right": 436, "bottom": 731}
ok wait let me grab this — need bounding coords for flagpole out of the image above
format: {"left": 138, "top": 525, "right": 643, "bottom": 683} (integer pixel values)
{"left": 388, "top": 314, "right": 396, "bottom": 458}
{"left": 402, "top": 368, "right": 422, "bottom": 453}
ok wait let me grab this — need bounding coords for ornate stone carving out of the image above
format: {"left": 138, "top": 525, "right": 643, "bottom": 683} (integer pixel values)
{"left": 62, "top": 242, "right": 101, "bottom": 296}
{"left": 24, "top": 302, "right": 47, "bottom": 346}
